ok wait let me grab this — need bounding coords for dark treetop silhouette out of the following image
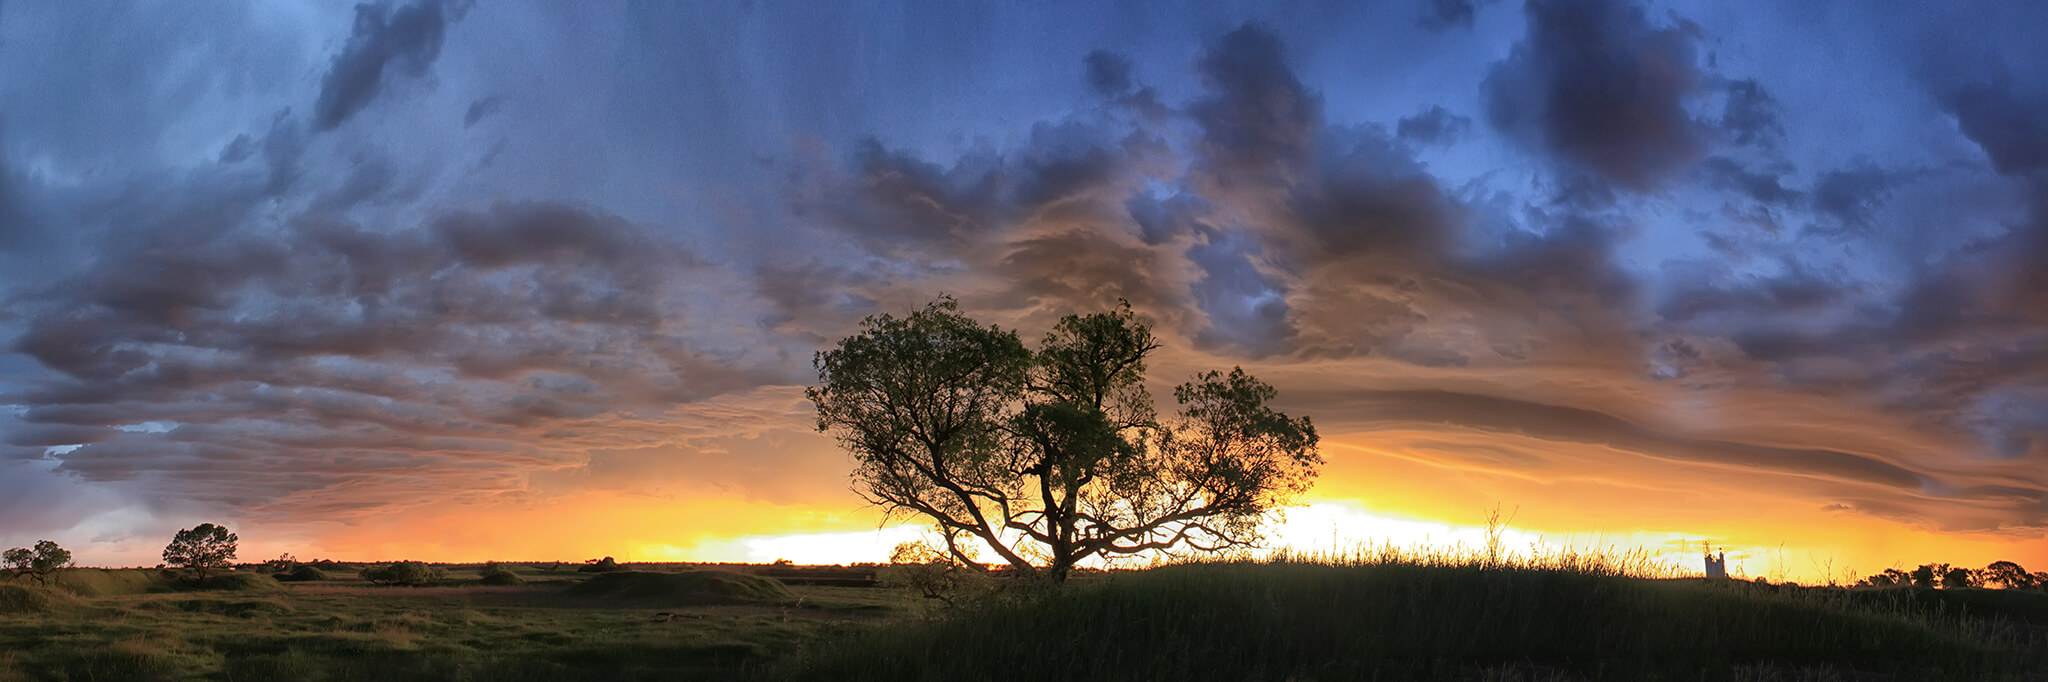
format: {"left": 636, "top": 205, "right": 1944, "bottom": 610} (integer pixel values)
{"left": 3, "top": 540, "right": 73, "bottom": 587}
{"left": 809, "top": 298, "right": 1320, "bottom": 581}
{"left": 162, "top": 523, "right": 239, "bottom": 581}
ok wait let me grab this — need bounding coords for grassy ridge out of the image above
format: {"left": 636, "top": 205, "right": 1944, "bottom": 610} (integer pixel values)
{"left": 780, "top": 554, "right": 2048, "bottom": 681}
{"left": 3, "top": 557, "right": 2045, "bottom": 681}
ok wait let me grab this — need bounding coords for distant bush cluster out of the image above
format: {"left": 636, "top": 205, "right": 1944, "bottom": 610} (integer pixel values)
{"left": 578, "top": 556, "right": 623, "bottom": 573}
{"left": 361, "top": 561, "right": 447, "bottom": 587}
{"left": 1856, "top": 560, "right": 2045, "bottom": 590}
{"left": 478, "top": 561, "right": 525, "bottom": 585}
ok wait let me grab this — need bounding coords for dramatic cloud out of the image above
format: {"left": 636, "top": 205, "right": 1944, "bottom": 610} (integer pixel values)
{"left": 314, "top": 0, "right": 463, "bottom": 131}
{"left": 1484, "top": 0, "right": 1708, "bottom": 192}
{"left": 3, "top": 1, "right": 2045, "bottom": 574}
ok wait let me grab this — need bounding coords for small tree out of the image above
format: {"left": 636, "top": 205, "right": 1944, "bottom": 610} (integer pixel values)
{"left": 3, "top": 540, "right": 74, "bottom": 586}
{"left": 810, "top": 298, "right": 1320, "bottom": 582}
{"left": 1981, "top": 561, "right": 2033, "bottom": 589}
{"left": 1942, "top": 565, "right": 1980, "bottom": 589}
{"left": 162, "top": 523, "right": 238, "bottom": 581}
{"left": 1910, "top": 564, "right": 1941, "bottom": 589}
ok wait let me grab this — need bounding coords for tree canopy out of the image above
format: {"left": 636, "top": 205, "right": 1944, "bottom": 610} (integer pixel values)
{"left": 809, "top": 298, "right": 1320, "bottom": 580}
{"left": 162, "top": 523, "right": 238, "bottom": 581}
{"left": 3, "top": 540, "right": 73, "bottom": 586}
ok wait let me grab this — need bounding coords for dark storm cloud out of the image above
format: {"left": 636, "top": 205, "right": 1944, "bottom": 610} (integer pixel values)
{"left": 800, "top": 138, "right": 1006, "bottom": 250}
{"left": 0, "top": 126, "right": 30, "bottom": 250}
{"left": 1655, "top": 259, "right": 1853, "bottom": 324}
{"left": 1698, "top": 157, "right": 1801, "bottom": 208}
{"left": 463, "top": 96, "right": 503, "bottom": 128}
{"left": 1807, "top": 165, "right": 1902, "bottom": 233}
{"left": 0, "top": 184, "right": 778, "bottom": 513}
{"left": 1189, "top": 24, "right": 1320, "bottom": 185}
{"left": 1718, "top": 79, "right": 1784, "bottom": 148}
{"left": 313, "top": 0, "right": 463, "bottom": 131}
{"left": 1083, "top": 50, "right": 1135, "bottom": 97}
{"left": 1417, "top": 0, "right": 1493, "bottom": 31}
{"left": 1395, "top": 106, "right": 1471, "bottom": 146}
{"left": 1290, "top": 130, "right": 1460, "bottom": 259}
{"left": 1939, "top": 73, "right": 2048, "bottom": 177}
{"left": 1483, "top": 0, "right": 1708, "bottom": 192}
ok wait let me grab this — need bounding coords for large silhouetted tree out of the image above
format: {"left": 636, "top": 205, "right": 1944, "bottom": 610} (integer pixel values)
{"left": 809, "top": 298, "right": 1321, "bottom": 581}
{"left": 162, "top": 523, "right": 238, "bottom": 581}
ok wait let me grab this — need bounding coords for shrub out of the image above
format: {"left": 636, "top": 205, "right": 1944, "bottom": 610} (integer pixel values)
{"left": 880, "top": 541, "right": 987, "bottom": 606}
{"left": 277, "top": 564, "right": 332, "bottom": 582}
{"left": 578, "top": 556, "right": 622, "bottom": 573}
{"left": 479, "top": 567, "right": 525, "bottom": 586}
{"left": 190, "top": 573, "right": 284, "bottom": 592}
{"left": 360, "top": 561, "right": 446, "bottom": 587}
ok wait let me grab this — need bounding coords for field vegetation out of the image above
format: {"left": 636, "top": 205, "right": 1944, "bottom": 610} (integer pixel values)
{"left": 3, "top": 546, "right": 2046, "bottom": 681}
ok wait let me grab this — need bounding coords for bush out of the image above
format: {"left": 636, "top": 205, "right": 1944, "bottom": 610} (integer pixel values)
{"left": 360, "top": 561, "right": 446, "bottom": 587}
{"left": 190, "top": 573, "right": 284, "bottom": 592}
{"left": 277, "top": 564, "right": 332, "bottom": 582}
{"left": 479, "top": 567, "right": 525, "bottom": 586}
{"left": 880, "top": 541, "right": 987, "bottom": 606}
{"left": 578, "top": 556, "right": 622, "bottom": 573}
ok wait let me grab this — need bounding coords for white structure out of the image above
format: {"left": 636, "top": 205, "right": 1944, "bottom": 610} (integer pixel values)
{"left": 1704, "top": 550, "right": 1727, "bottom": 579}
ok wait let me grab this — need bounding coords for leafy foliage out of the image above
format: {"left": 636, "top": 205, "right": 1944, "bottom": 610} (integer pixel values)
{"left": 478, "top": 562, "right": 525, "bottom": 585}
{"left": 360, "top": 561, "right": 446, "bottom": 587}
{"left": 880, "top": 541, "right": 984, "bottom": 605}
{"left": 162, "top": 524, "right": 238, "bottom": 582}
{"left": 277, "top": 564, "right": 333, "bottom": 582}
{"left": 3, "top": 540, "right": 74, "bottom": 586}
{"left": 1982, "top": 561, "right": 2035, "bottom": 589}
{"left": 809, "top": 298, "right": 1320, "bottom": 580}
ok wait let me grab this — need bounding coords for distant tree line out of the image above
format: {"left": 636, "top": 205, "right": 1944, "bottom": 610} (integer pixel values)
{"left": 1856, "top": 560, "right": 2045, "bottom": 590}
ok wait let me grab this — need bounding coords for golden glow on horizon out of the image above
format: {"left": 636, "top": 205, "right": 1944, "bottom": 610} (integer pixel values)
{"left": 185, "top": 434, "right": 2048, "bottom": 585}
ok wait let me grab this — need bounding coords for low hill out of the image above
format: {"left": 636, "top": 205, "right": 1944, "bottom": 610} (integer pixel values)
{"left": 779, "top": 560, "right": 2047, "bottom": 681}
{"left": 47, "top": 569, "right": 162, "bottom": 597}
{"left": 0, "top": 584, "right": 77, "bottom": 614}
{"left": 563, "top": 570, "right": 794, "bottom": 607}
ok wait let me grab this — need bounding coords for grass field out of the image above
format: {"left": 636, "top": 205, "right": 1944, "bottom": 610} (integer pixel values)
{"left": 3, "top": 552, "right": 2045, "bottom": 681}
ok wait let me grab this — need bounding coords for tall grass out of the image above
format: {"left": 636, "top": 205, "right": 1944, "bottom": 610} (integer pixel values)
{"left": 777, "top": 543, "right": 2045, "bottom": 681}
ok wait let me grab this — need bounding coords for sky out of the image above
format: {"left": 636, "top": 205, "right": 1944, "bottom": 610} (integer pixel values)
{"left": 2, "top": 0, "right": 2046, "bottom": 584}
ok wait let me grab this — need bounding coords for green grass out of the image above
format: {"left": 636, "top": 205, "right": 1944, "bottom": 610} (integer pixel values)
{"left": 562, "top": 570, "right": 797, "bottom": 607}
{"left": 0, "top": 565, "right": 905, "bottom": 682}
{"left": 43, "top": 569, "right": 163, "bottom": 597}
{"left": 2, "top": 555, "right": 2044, "bottom": 681}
